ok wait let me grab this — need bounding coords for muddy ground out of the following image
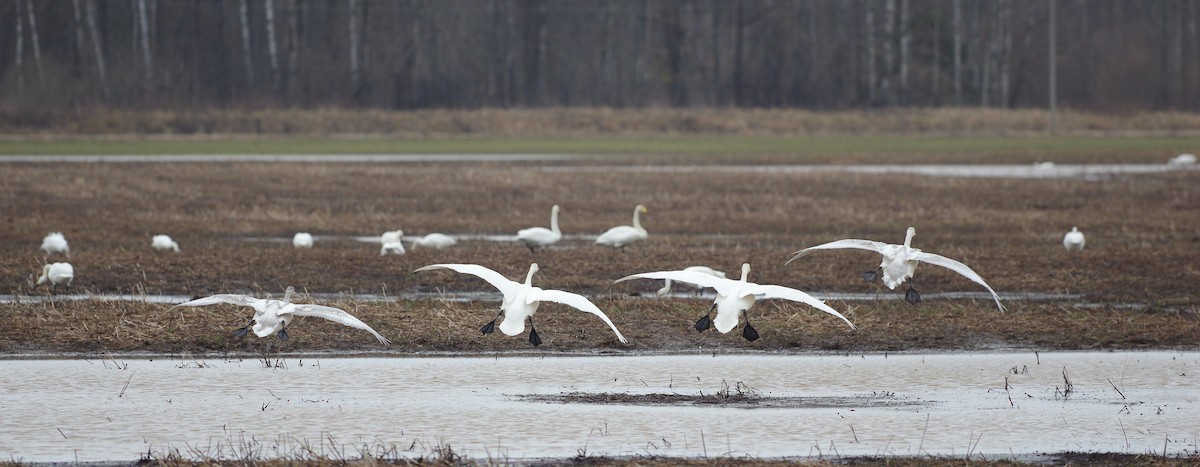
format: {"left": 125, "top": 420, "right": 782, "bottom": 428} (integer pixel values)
{"left": 1, "top": 160, "right": 1197, "bottom": 354}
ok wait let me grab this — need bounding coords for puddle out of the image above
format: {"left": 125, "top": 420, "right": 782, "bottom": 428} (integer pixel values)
{"left": 0, "top": 154, "right": 579, "bottom": 163}
{"left": 544, "top": 163, "right": 1199, "bottom": 180}
{"left": 0, "top": 352, "right": 1195, "bottom": 462}
{"left": 244, "top": 233, "right": 600, "bottom": 244}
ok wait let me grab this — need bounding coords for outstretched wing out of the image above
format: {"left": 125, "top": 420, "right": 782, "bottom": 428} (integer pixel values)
{"left": 786, "top": 239, "right": 890, "bottom": 264}
{"left": 532, "top": 289, "right": 628, "bottom": 343}
{"left": 169, "top": 294, "right": 262, "bottom": 311}
{"left": 912, "top": 252, "right": 1006, "bottom": 312}
{"left": 414, "top": 264, "right": 518, "bottom": 295}
{"left": 286, "top": 304, "right": 392, "bottom": 345}
{"left": 749, "top": 284, "right": 858, "bottom": 329}
{"left": 616, "top": 270, "right": 736, "bottom": 297}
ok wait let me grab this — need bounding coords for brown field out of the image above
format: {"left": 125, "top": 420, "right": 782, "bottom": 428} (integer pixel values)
{"left": 1, "top": 161, "right": 1198, "bottom": 354}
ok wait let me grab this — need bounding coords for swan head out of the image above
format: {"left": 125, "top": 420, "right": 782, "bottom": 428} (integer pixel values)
{"left": 739, "top": 263, "right": 751, "bottom": 282}
{"left": 1070, "top": 226, "right": 1078, "bottom": 233}
{"left": 636, "top": 205, "right": 648, "bottom": 214}
{"left": 37, "top": 264, "right": 51, "bottom": 285}
{"left": 551, "top": 205, "right": 560, "bottom": 214}
{"left": 525, "top": 263, "right": 540, "bottom": 285}
{"left": 904, "top": 227, "right": 916, "bottom": 247}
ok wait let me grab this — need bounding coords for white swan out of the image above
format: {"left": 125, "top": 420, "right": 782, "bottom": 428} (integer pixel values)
{"left": 152, "top": 234, "right": 180, "bottom": 252}
{"left": 292, "top": 232, "right": 314, "bottom": 249}
{"left": 411, "top": 233, "right": 457, "bottom": 250}
{"left": 415, "top": 263, "right": 627, "bottom": 346}
{"left": 169, "top": 286, "right": 390, "bottom": 345}
{"left": 1063, "top": 226, "right": 1085, "bottom": 252}
{"left": 37, "top": 262, "right": 75, "bottom": 293}
{"left": 516, "top": 205, "right": 561, "bottom": 253}
{"left": 41, "top": 232, "right": 70, "bottom": 258}
{"left": 1169, "top": 153, "right": 1196, "bottom": 165}
{"left": 656, "top": 266, "right": 727, "bottom": 296}
{"left": 380, "top": 230, "right": 406, "bottom": 255}
{"left": 596, "top": 204, "right": 648, "bottom": 249}
{"left": 787, "top": 227, "right": 1005, "bottom": 311}
{"left": 617, "top": 263, "right": 855, "bottom": 342}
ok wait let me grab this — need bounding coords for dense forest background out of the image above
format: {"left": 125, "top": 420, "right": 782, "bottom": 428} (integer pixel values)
{"left": 2, "top": 0, "right": 1198, "bottom": 113}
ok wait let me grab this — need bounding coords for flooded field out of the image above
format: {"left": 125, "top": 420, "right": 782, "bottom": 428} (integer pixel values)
{"left": 1, "top": 352, "right": 1196, "bottom": 462}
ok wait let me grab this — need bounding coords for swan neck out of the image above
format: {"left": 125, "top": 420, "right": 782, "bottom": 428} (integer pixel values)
{"left": 739, "top": 263, "right": 751, "bottom": 282}
{"left": 283, "top": 287, "right": 294, "bottom": 304}
{"left": 632, "top": 207, "right": 642, "bottom": 230}
{"left": 525, "top": 264, "right": 538, "bottom": 286}
{"left": 903, "top": 228, "right": 916, "bottom": 248}
{"left": 550, "top": 207, "right": 560, "bottom": 234}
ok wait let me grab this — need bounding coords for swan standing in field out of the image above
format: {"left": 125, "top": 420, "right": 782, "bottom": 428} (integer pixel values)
{"left": 152, "top": 235, "right": 180, "bottom": 252}
{"left": 293, "top": 232, "right": 314, "bottom": 249}
{"left": 1169, "top": 153, "right": 1196, "bottom": 165}
{"left": 617, "top": 263, "right": 855, "bottom": 342}
{"left": 596, "top": 204, "right": 648, "bottom": 249}
{"left": 1063, "top": 226, "right": 1086, "bottom": 252}
{"left": 656, "top": 266, "right": 727, "bottom": 296}
{"left": 37, "top": 262, "right": 75, "bottom": 293}
{"left": 411, "top": 233, "right": 457, "bottom": 250}
{"left": 380, "top": 230, "right": 406, "bottom": 255}
{"left": 787, "top": 227, "right": 1005, "bottom": 311}
{"left": 169, "top": 286, "right": 390, "bottom": 345}
{"left": 41, "top": 232, "right": 70, "bottom": 258}
{"left": 415, "top": 263, "right": 628, "bottom": 346}
{"left": 517, "top": 205, "right": 562, "bottom": 253}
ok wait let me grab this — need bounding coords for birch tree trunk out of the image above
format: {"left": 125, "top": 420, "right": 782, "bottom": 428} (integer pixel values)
{"left": 15, "top": 0, "right": 24, "bottom": 91}
{"left": 349, "top": 0, "right": 360, "bottom": 89}
{"left": 72, "top": 0, "right": 86, "bottom": 71}
{"left": 999, "top": 0, "right": 1011, "bottom": 107}
{"left": 86, "top": 0, "right": 109, "bottom": 96}
{"left": 25, "top": 0, "right": 44, "bottom": 79}
{"left": 265, "top": 0, "right": 279, "bottom": 85}
{"left": 239, "top": 0, "right": 254, "bottom": 82}
{"left": 953, "top": 0, "right": 962, "bottom": 105}
{"left": 865, "top": 2, "right": 876, "bottom": 103}
{"left": 882, "top": 0, "right": 895, "bottom": 105}
{"left": 138, "top": 0, "right": 152, "bottom": 80}
{"left": 899, "top": 0, "right": 909, "bottom": 105}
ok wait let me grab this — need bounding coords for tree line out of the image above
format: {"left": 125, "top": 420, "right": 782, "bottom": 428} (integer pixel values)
{"left": 2, "top": 0, "right": 1198, "bottom": 113}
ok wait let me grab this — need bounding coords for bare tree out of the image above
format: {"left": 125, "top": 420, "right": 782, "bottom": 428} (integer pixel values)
{"left": 71, "top": 0, "right": 86, "bottom": 71}
{"left": 865, "top": 1, "right": 876, "bottom": 103}
{"left": 14, "top": 0, "right": 24, "bottom": 91}
{"left": 239, "top": 0, "right": 254, "bottom": 82}
{"left": 349, "top": 0, "right": 360, "bottom": 90}
{"left": 900, "top": 0, "right": 910, "bottom": 105}
{"left": 265, "top": 0, "right": 279, "bottom": 87}
{"left": 85, "top": 0, "right": 109, "bottom": 96}
{"left": 953, "top": 0, "right": 962, "bottom": 105}
{"left": 882, "top": 0, "right": 895, "bottom": 105}
{"left": 25, "top": 0, "right": 44, "bottom": 79}
{"left": 1049, "top": 0, "right": 1058, "bottom": 133}
{"left": 137, "top": 0, "right": 152, "bottom": 81}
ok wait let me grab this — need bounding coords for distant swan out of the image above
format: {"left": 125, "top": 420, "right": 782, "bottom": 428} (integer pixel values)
{"left": 411, "top": 233, "right": 457, "bottom": 250}
{"left": 1169, "top": 153, "right": 1196, "bottom": 165}
{"left": 380, "top": 230, "right": 406, "bottom": 255}
{"left": 617, "top": 263, "right": 855, "bottom": 342}
{"left": 1063, "top": 226, "right": 1085, "bottom": 252}
{"left": 596, "top": 205, "right": 648, "bottom": 249}
{"left": 788, "top": 227, "right": 1005, "bottom": 311}
{"left": 152, "top": 235, "right": 180, "bottom": 252}
{"left": 37, "top": 262, "right": 75, "bottom": 293}
{"left": 41, "top": 232, "right": 70, "bottom": 258}
{"left": 293, "top": 232, "right": 314, "bottom": 249}
{"left": 517, "top": 205, "right": 561, "bottom": 253}
{"left": 415, "top": 263, "right": 627, "bottom": 346}
{"left": 169, "top": 286, "right": 390, "bottom": 345}
{"left": 656, "top": 266, "right": 727, "bottom": 296}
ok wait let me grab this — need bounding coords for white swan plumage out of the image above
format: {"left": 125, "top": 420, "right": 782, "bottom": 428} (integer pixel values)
{"left": 516, "top": 205, "right": 562, "bottom": 252}
{"left": 292, "top": 232, "right": 314, "bottom": 249}
{"left": 152, "top": 235, "right": 180, "bottom": 252}
{"left": 37, "top": 262, "right": 75, "bottom": 293}
{"left": 415, "top": 263, "right": 627, "bottom": 346}
{"left": 169, "top": 286, "right": 390, "bottom": 345}
{"left": 41, "top": 232, "right": 70, "bottom": 258}
{"left": 1169, "top": 153, "right": 1196, "bottom": 165}
{"left": 1063, "top": 226, "right": 1085, "bottom": 252}
{"left": 656, "top": 266, "right": 727, "bottom": 296}
{"left": 596, "top": 205, "right": 648, "bottom": 249}
{"left": 411, "top": 233, "right": 457, "bottom": 250}
{"left": 380, "top": 230, "right": 406, "bottom": 255}
{"left": 787, "top": 226, "right": 1005, "bottom": 311}
{"left": 617, "top": 263, "right": 855, "bottom": 342}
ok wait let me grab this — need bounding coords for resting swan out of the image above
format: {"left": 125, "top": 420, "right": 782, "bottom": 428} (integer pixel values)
{"left": 380, "top": 230, "right": 406, "bottom": 255}
{"left": 596, "top": 205, "right": 648, "bottom": 249}
{"left": 152, "top": 235, "right": 180, "bottom": 252}
{"left": 292, "top": 232, "right": 314, "bottom": 249}
{"left": 516, "top": 205, "right": 562, "bottom": 253}
{"left": 787, "top": 227, "right": 1005, "bottom": 311}
{"left": 411, "top": 233, "right": 457, "bottom": 250}
{"left": 41, "top": 232, "right": 70, "bottom": 258}
{"left": 169, "top": 286, "right": 390, "bottom": 345}
{"left": 1063, "top": 226, "right": 1085, "bottom": 251}
{"left": 415, "top": 263, "right": 627, "bottom": 346}
{"left": 37, "top": 262, "right": 75, "bottom": 293}
{"left": 617, "top": 263, "right": 855, "bottom": 342}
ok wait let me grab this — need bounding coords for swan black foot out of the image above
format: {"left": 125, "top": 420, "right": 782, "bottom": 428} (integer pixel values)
{"left": 528, "top": 317, "right": 542, "bottom": 346}
{"left": 480, "top": 319, "right": 496, "bottom": 335}
{"left": 904, "top": 286, "right": 921, "bottom": 305}
{"left": 233, "top": 326, "right": 250, "bottom": 337}
{"left": 742, "top": 310, "right": 760, "bottom": 342}
{"left": 694, "top": 303, "right": 717, "bottom": 332}
{"left": 861, "top": 269, "right": 880, "bottom": 282}
{"left": 277, "top": 328, "right": 290, "bottom": 341}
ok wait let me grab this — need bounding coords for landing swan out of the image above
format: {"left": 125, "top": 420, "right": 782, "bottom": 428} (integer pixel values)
{"left": 415, "top": 263, "right": 628, "bottom": 346}
{"left": 37, "top": 262, "right": 75, "bottom": 293}
{"left": 292, "top": 232, "right": 314, "bottom": 249}
{"left": 169, "top": 286, "right": 390, "bottom": 345}
{"left": 41, "top": 232, "right": 70, "bottom": 258}
{"left": 411, "top": 233, "right": 457, "bottom": 250}
{"left": 656, "top": 266, "right": 727, "bottom": 296}
{"left": 517, "top": 205, "right": 561, "bottom": 253}
{"left": 1062, "top": 226, "right": 1085, "bottom": 251}
{"left": 787, "top": 227, "right": 1005, "bottom": 311}
{"left": 596, "top": 205, "right": 647, "bottom": 249}
{"left": 617, "top": 263, "right": 855, "bottom": 342}
{"left": 152, "top": 235, "right": 180, "bottom": 252}
{"left": 380, "top": 230, "right": 406, "bottom": 255}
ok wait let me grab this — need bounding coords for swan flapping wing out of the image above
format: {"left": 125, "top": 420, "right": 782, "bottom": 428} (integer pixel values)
{"left": 531, "top": 289, "right": 628, "bottom": 343}
{"left": 286, "top": 304, "right": 391, "bottom": 345}
{"left": 786, "top": 238, "right": 891, "bottom": 264}
{"left": 749, "top": 284, "right": 857, "bottom": 329}
{"left": 170, "top": 294, "right": 264, "bottom": 310}
{"left": 616, "top": 270, "right": 737, "bottom": 297}
{"left": 415, "top": 264, "right": 519, "bottom": 295}
{"left": 911, "top": 252, "right": 1006, "bottom": 312}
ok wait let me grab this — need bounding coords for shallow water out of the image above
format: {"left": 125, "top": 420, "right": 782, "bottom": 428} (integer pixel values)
{"left": 545, "top": 163, "right": 1199, "bottom": 180}
{"left": 1, "top": 352, "right": 1195, "bottom": 462}
{"left": 0, "top": 154, "right": 578, "bottom": 163}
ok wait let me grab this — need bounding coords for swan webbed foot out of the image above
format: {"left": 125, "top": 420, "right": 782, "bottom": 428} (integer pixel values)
{"left": 904, "top": 287, "right": 921, "bottom": 305}
{"left": 528, "top": 328, "right": 542, "bottom": 346}
{"left": 742, "top": 310, "right": 760, "bottom": 342}
{"left": 694, "top": 314, "right": 711, "bottom": 332}
{"left": 480, "top": 319, "right": 496, "bottom": 335}
{"left": 861, "top": 269, "right": 880, "bottom": 282}
{"left": 277, "top": 328, "right": 290, "bottom": 341}
{"left": 233, "top": 326, "right": 250, "bottom": 337}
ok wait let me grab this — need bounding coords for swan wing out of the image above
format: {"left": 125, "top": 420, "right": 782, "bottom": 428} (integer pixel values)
{"left": 532, "top": 289, "right": 628, "bottom": 344}
{"left": 286, "top": 304, "right": 391, "bottom": 345}
{"left": 912, "top": 252, "right": 1006, "bottom": 312}
{"left": 749, "top": 284, "right": 857, "bottom": 329}
{"left": 414, "top": 263, "right": 519, "bottom": 295}
{"left": 786, "top": 239, "right": 890, "bottom": 264}
{"left": 170, "top": 294, "right": 263, "bottom": 310}
{"left": 616, "top": 270, "right": 735, "bottom": 296}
